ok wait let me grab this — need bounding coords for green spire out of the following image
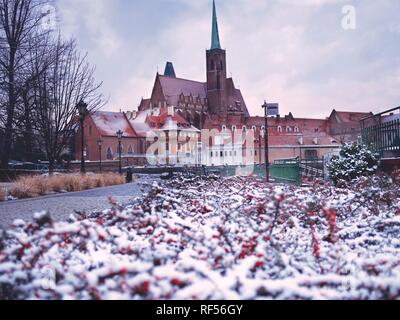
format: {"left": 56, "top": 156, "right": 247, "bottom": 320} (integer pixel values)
{"left": 211, "top": 0, "right": 221, "bottom": 50}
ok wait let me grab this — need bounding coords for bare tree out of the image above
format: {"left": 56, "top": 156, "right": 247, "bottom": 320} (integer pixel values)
{"left": 32, "top": 37, "right": 104, "bottom": 173}
{"left": 0, "top": 0, "right": 48, "bottom": 168}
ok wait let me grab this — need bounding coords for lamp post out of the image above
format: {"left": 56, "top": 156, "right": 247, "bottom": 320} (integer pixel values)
{"left": 262, "top": 101, "right": 270, "bottom": 182}
{"left": 97, "top": 139, "right": 103, "bottom": 173}
{"left": 116, "top": 130, "right": 123, "bottom": 175}
{"left": 77, "top": 100, "right": 88, "bottom": 174}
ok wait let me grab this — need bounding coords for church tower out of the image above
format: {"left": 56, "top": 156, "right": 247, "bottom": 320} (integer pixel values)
{"left": 206, "top": 0, "right": 227, "bottom": 115}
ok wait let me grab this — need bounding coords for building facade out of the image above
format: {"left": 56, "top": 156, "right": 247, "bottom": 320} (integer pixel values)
{"left": 75, "top": 1, "right": 371, "bottom": 168}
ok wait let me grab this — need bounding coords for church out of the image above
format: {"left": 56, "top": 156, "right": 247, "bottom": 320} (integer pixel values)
{"left": 138, "top": 0, "right": 250, "bottom": 131}
{"left": 75, "top": 1, "right": 370, "bottom": 168}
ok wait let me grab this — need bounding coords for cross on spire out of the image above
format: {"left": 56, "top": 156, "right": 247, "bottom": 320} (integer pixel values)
{"left": 211, "top": 0, "right": 221, "bottom": 50}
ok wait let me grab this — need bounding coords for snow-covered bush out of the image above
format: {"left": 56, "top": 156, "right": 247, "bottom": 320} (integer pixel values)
{"left": 0, "top": 175, "right": 399, "bottom": 300}
{"left": 328, "top": 142, "right": 379, "bottom": 185}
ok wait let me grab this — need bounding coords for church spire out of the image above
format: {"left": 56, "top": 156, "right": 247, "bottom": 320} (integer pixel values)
{"left": 211, "top": 0, "right": 221, "bottom": 50}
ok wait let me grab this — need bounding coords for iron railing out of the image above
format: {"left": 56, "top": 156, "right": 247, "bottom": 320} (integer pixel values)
{"left": 362, "top": 119, "right": 400, "bottom": 158}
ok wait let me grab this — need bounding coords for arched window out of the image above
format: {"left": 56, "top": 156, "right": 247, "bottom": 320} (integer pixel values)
{"left": 252, "top": 125, "right": 257, "bottom": 131}
{"left": 294, "top": 126, "right": 299, "bottom": 133}
{"left": 128, "top": 145, "right": 133, "bottom": 154}
{"left": 277, "top": 126, "right": 282, "bottom": 133}
{"left": 222, "top": 125, "right": 226, "bottom": 132}
{"left": 286, "top": 126, "right": 292, "bottom": 133}
{"left": 232, "top": 125, "right": 237, "bottom": 132}
{"left": 242, "top": 126, "right": 247, "bottom": 132}
{"left": 261, "top": 126, "right": 266, "bottom": 137}
{"left": 106, "top": 147, "right": 113, "bottom": 160}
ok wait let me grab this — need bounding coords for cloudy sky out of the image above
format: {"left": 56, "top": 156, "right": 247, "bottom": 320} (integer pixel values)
{"left": 54, "top": 0, "right": 400, "bottom": 118}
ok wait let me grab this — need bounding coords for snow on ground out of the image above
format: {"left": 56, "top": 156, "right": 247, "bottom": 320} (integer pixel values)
{"left": 0, "top": 174, "right": 399, "bottom": 300}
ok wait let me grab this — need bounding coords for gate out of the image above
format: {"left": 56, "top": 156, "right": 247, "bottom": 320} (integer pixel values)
{"left": 270, "top": 158, "right": 301, "bottom": 185}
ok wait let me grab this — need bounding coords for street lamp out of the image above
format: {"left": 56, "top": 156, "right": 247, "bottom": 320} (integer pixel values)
{"left": 262, "top": 100, "right": 270, "bottom": 182}
{"left": 97, "top": 139, "right": 103, "bottom": 173}
{"left": 116, "top": 129, "right": 123, "bottom": 174}
{"left": 77, "top": 100, "right": 88, "bottom": 174}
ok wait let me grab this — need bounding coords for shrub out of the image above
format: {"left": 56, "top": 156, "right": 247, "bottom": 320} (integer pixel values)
{"left": 0, "top": 188, "right": 6, "bottom": 202}
{"left": 48, "top": 175, "right": 66, "bottom": 193}
{"left": 103, "top": 173, "right": 125, "bottom": 186}
{"left": 8, "top": 173, "right": 126, "bottom": 199}
{"left": 9, "top": 176, "right": 40, "bottom": 199}
{"left": 30, "top": 176, "right": 50, "bottom": 196}
{"left": 328, "top": 142, "right": 379, "bottom": 185}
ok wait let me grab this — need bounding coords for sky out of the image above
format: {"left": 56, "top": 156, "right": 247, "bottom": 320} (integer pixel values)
{"left": 54, "top": 0, "right": 400, "bottom": 118}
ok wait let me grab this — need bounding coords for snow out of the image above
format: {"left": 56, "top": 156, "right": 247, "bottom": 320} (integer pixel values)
{"left": 0, "top": 174, "right": 399, "bottom": 300}
{"left": 91, "top": 112, "right": 135, "bottom": 137}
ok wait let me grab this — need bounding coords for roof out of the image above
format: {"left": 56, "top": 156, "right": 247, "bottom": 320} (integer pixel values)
{"left": 139, "top": 98, "right": 150, "bottom": 111}
{"left": 226, "top": 78, "right": 250, "bottom": 116}
{"left": 91, "top": 112, "right": 136, "bottom": 137}
{"left": 130, "top": 107, "right": 198, "bottom": 136}
{"left": 158, "top": 75, "right": 207, "bottom": 106}
{"left": 129, "top": 110, "right": 151, "bottom": 137}
{"left": 164, "top": 62, "right": 176, "bottom": 78}
{"left": 330, "top": 110, "right": 371, "bottom": 123}
{"left": 211, "top": 0, "right": 222, "bottom": 50}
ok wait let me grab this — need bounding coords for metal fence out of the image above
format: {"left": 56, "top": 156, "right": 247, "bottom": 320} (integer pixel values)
{"left": 270, "top": 158, "right": 301, "bottom": 185}
{"left": 362, "top": 119, "right": 400, "bottom": 157}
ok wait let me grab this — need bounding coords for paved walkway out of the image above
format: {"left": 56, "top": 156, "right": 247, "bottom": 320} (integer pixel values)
{"left": 0, "top": 175, "right": 159, "bottom": 229}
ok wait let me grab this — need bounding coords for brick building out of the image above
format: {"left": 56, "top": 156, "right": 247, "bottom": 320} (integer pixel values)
{"left": 75, "top": 0, "right": 371, "bottom": 167}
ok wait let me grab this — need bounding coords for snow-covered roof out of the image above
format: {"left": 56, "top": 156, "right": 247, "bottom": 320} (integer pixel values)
{"left": 129, "top": 110, "right": 152, "bottom": 137}
{"left": 91, "top": 112, "right": 136, "bottom": 137}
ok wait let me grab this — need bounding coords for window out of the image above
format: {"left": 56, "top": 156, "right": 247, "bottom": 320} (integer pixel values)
{"left": 128, "top": 145, "right": 133, "bottom": 154}
{"left": 286, "top": 127, "right": 292, "bottom": 133}
{"left": 242, "top": 126, "right": 247, "bottom": 132}
{"left": 294, "top": 127, "right": 299, "bottom": 133}
{"left": 222, "top": 125, "right": 226, "bottom": 132}
{"left": 252, "top": 125, "right": 257, "bottom": 131}
{"left": 277, "top": 126, "right": 283, "bottom": 133}
{"left": 106, "top": 147, "right": 113, "bottom": 160}
{"left": 305, "top": 150, "right": 318, "bottom": 160}
{"left": 232, "top": 125, "right": 237, "bottom": 132}
{"left": 210, "top": 152, "right": 213, "bottom": 157}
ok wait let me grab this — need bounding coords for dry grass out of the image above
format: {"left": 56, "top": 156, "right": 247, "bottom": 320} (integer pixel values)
{"left": 9, "top": 173, "right": 126, "bottom": 199}
{"left": 0, "top": 187, "right": 6, "bottom": 202}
